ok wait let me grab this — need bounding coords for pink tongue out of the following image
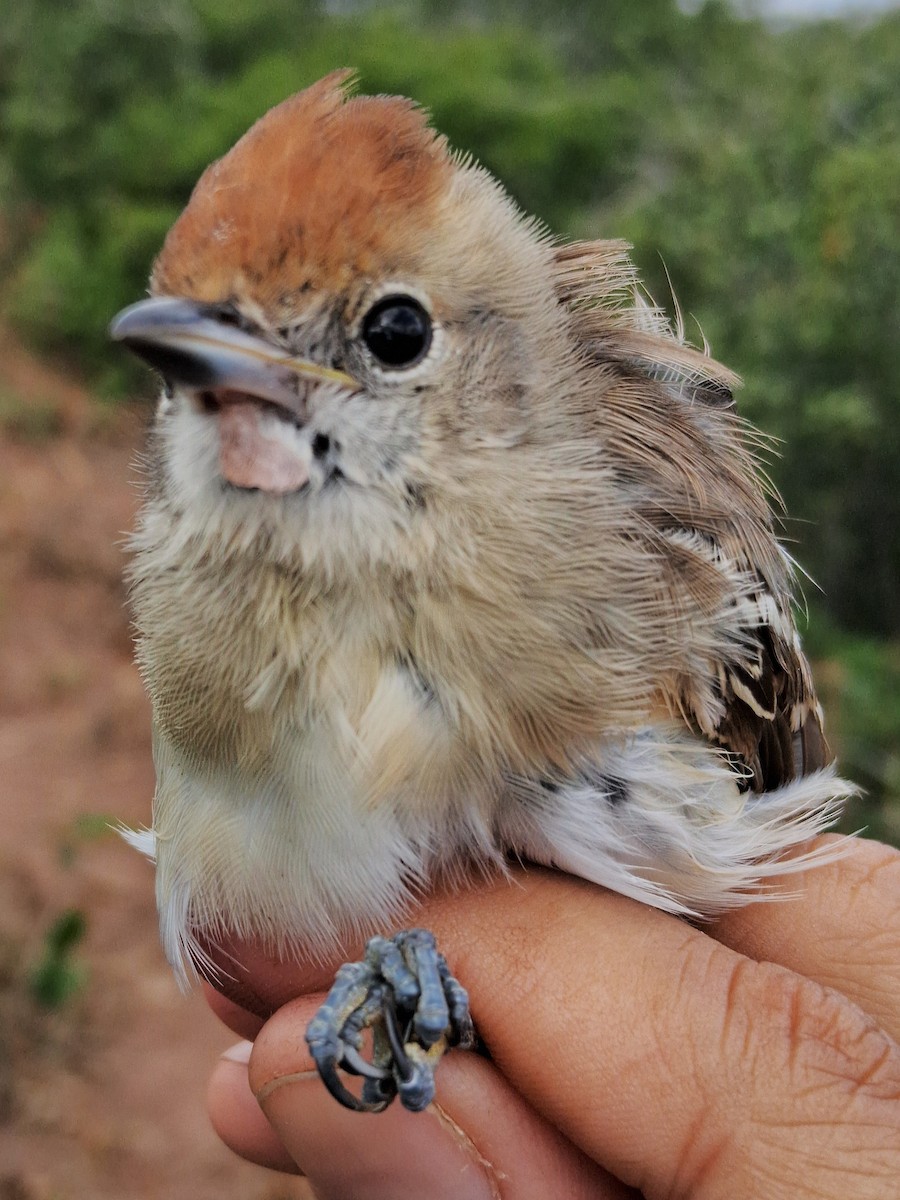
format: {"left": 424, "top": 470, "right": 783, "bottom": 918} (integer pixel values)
{"left": 218, "top": 400, "right": 309, "bottom": 494}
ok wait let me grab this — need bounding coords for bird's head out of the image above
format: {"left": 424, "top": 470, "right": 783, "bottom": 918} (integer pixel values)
{"left": 112, "top": 72, "right": 576, "bottom": 576}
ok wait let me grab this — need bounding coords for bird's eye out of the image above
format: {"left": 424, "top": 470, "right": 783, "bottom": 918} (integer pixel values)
{"left": 361, "top": 296, "right": 432, "bottom": 369}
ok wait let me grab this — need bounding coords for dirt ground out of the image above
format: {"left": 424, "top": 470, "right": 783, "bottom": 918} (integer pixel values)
{"left": 0, "top": 332, "right": 307, "bottom": 1199}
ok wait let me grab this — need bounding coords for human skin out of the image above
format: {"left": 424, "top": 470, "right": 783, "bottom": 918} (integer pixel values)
{"left": 204, "top": 834, "right": 900, "bottom": 1198}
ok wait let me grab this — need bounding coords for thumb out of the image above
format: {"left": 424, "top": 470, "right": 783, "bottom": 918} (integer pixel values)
{"left": 244, "top": 995, "right": 631, "bottom": 1200}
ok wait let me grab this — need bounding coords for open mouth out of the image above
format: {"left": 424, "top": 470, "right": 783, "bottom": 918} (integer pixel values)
{"left": 202, "top": 388, "right": 314, "bottom": 495}
{"left": 109, "top": 297, "right": 359, "bottom": 498}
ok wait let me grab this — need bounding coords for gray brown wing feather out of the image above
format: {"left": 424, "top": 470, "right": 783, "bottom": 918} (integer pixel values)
{"left": 553, "top": 240, "right": 832, "bottom": 795}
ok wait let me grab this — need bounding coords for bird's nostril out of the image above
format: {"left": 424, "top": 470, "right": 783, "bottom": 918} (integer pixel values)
{"left": 311, "top": 432, "right": 331, "bottom": 460}
{"left": 199, "top": 391, "right": 221, "bottom": 414}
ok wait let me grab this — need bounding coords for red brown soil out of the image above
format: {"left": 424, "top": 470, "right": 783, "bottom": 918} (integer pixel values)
{"left": 0, "top": 332, "right": 308, "bottom": 1198}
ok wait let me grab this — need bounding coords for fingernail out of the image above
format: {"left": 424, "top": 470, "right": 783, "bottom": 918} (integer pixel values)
{"left": 220, "top": 1039, "right": 254, "bottom": 1064}
{"left": 257, "top": 1073, "right": 498, "bottom": 1200}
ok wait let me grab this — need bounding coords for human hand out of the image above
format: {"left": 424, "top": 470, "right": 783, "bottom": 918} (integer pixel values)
{"left": 205, "top": 834, "right": 900, "bottom": 1199}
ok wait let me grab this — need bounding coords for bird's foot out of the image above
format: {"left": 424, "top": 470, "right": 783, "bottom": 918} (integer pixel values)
{"left": 305, "top": 928, "right": 474, "bottom": 1113}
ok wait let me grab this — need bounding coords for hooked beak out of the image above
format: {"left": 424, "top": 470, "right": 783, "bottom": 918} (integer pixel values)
{"left": 109, "top": 296, "right": 355, "bottom": 419}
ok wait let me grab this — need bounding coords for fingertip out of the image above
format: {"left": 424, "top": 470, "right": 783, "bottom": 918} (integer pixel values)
{"left": 248, "top": 995, "right": 322, "bottom": 1098}
{"left": 208, "top": 1043, "right": 301, "bottom": 1174}
{"left": 256, "top": 1062, "right": 498, "bottom": 1200}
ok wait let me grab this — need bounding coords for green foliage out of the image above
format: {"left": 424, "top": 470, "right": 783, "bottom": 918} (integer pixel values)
{"left": 805, "top": 614, "right": 900, "bottom": 845}
{"left": 608, "top": 10, "right": 900, "bottom": 635}
{"left": 0, "top": 0, "right": 651, "bottom": 384}
{"left": 58, "top": 812, "right": 118, "bottom": 868}
{"left": 28, "top": 909, "right": 88, "bottom": 1009}
{"left": 0, "top": 1, "right": 897, "bottom": 824}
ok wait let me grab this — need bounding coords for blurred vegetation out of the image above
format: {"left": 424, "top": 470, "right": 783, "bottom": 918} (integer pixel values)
{"left": 0, "top": 0, "right": 896, "bottom": 832}
{"left": 28, "top": 909, "right": 88, "bottom": 1009}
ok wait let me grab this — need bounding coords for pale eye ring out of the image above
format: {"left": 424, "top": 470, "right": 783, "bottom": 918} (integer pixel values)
{"left": 361, "top": 295, "right": 432, "bottom": 369}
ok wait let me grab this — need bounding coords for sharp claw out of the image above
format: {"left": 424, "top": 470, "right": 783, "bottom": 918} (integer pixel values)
{"left": 309, "top": 1045, "right": 378, "bottom": 1112}
{"left": 306, "top": 928, "right": 474, "bottom": 1113}
{"left": 341, "top": 1043, "right": 391, "bottom": 1081}
{"left": 396, "top": 1057, "right": 434, "bottom": 1112}
{"left": 382, "top": 995, "right": 415, "bottom": 1084}
{"left": 361, "top": 1073, "right": 397, "bottom": 1109}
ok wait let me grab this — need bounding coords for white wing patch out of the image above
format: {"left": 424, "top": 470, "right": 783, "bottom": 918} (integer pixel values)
{"left": 501, "top": 723, "right": 855, "bottom": 916}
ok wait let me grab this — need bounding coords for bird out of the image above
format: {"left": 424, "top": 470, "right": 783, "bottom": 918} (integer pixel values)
{"left": 110, "top": 70, "right": 854, "bottom": 1113}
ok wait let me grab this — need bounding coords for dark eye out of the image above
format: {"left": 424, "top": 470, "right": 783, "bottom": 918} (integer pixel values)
{"left": 361, "top": 295, "right": 432, "bottom": 369}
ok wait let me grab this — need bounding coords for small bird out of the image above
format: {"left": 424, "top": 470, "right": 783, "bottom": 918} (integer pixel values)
{"left": 111, "top": 71, "right": 854, "bottom": 1113}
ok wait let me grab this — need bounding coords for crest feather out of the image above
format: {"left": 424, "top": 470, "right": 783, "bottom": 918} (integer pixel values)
{"left": 152, "top": 71, "right": 453, "bottom": 305}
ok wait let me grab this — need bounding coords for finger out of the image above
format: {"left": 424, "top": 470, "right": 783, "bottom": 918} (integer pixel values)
{"left": 249, "top": 994, "right": 636, "bottom": 1200}
{"left": 202, "top": 979, "right": 267, "bottom": 1040}
{"left": 207, "top": 1040, "right": 299, "bottom": 1174}
{"left": 370, "top": 870, "right": 900, "bottom": 1199}
{"left": 427, "top": 869, "right": 900, "bottom": 1200}
{"left": 714, "top": 835, "right": 900, "bottom": 1041}
{"left": 207, "top": 867, "right": 900, "bottom": 1197}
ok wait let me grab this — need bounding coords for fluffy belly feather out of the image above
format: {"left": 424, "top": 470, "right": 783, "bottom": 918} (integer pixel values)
{"left": 148, "top": 662, "right": 503, "bottom": 982}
